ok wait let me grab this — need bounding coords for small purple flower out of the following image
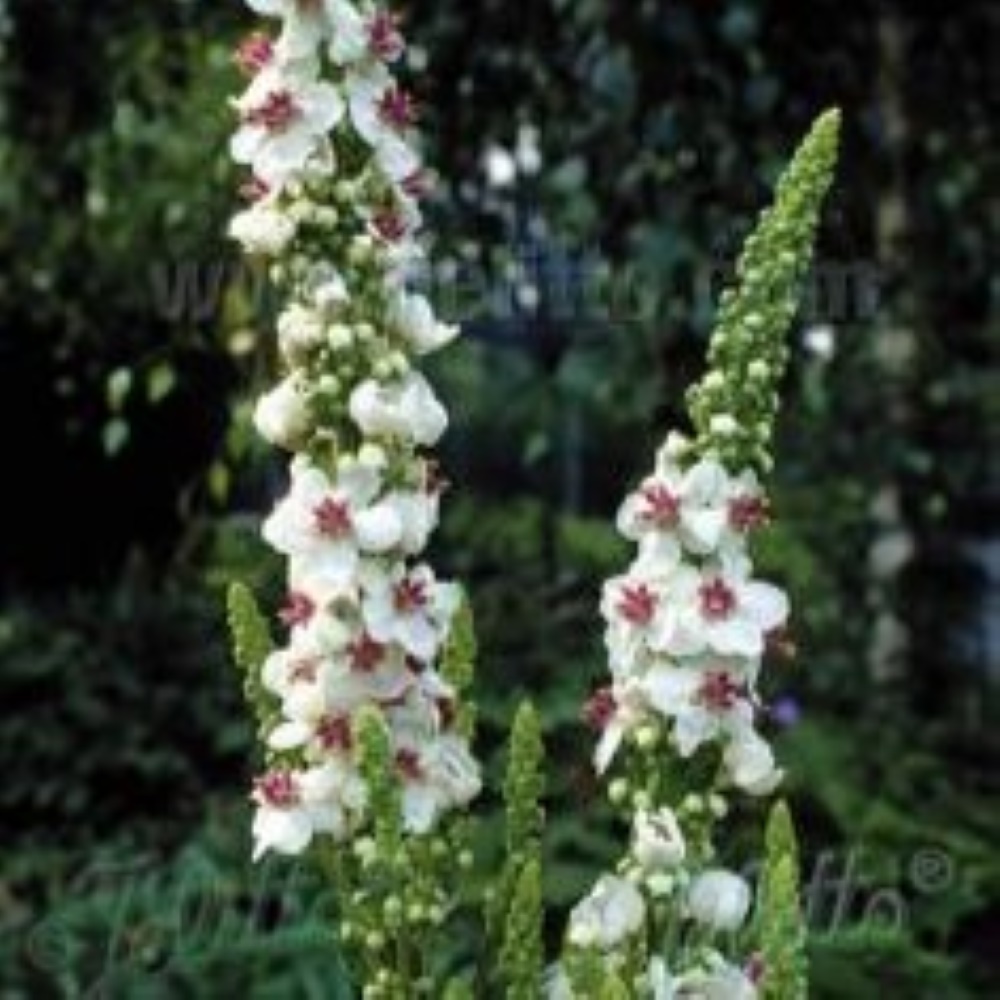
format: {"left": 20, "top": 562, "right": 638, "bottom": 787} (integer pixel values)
{"left": 771, "top": 695, "right": 802, "bottom": 728}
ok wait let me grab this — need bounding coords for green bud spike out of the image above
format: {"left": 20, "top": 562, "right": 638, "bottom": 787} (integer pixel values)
{"left": 500, "top": 859, "right": 544, "bottom": 1000}
{"left": 503, "top": 701, "right": 545, "bottom": 860}
{"left": 688, "top": 108, "right": 842, "bottom": 473}
{"left": 441, "top": 588, "right": 479, "bottom": 736}
{"left": 226, "top": 582, "right": 275, "bottom": 735}
{"left": 356, "top": 707, "right": 403, "bottom": 856}
{"left": 487, "top": 701, "right": 546, "bottom": 977}
{"left": 758, "top": 800, "right": 808, "bottom": 999}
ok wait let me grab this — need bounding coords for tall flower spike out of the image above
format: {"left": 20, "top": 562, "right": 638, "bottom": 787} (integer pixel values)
{"left": 562, "top": 111, "right": 841, "bottom": 996}
{"left": 227, "top": 0, "right": 480, "bottom": 871}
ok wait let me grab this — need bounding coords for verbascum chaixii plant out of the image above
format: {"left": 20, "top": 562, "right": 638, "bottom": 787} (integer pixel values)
{"left": 223, "top": 3, "right": 840, "bottom": 996}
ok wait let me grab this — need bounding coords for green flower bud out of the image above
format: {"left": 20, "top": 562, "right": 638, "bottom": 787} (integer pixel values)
{"left": 609, "top": 778, "right": 630, "bottom": 805}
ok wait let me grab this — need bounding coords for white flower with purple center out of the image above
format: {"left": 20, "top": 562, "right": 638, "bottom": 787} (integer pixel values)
{"left": 361, "top": 562, "right": 459, "bottom": 661}
{"left": 251, "top": 761, "right": 362, "bottom": 859}
{"left": 231, "top": 65, "right": 343, "bottom": 185}
{"left": 264, "top": 457, "right": 404, "bottom": 591}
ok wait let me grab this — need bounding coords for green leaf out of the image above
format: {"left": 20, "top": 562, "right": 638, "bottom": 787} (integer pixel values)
{"left": 146, "top": 362, "right": 177, "bottom": 405}
{"left": 102, "top": 418, "right": 130, "bottom": 456}
{"left": 106, "top": 367, "right": 133, "bottom": 411}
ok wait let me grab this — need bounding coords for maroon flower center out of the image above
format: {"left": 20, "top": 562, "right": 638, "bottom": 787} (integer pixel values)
{"left": 371, "top": 207, "right": 408, "bottom": 243}
{"left": 617, "top": 583, "right": 657, "bottom": 626}
{"left": 246, "top": 90, "right": 301, "bottom": 132}
{"left": 348, "top": 633, "right": 386, "bottom": 673}
{"left": 368, "top": 10, "right": 405, "bottom": 62}
{"left": 765, "top": 626, "right": 797, "bottom": 661}
{"left": 401, "top": 168, "right": 432, "bottom": 200}
{"left": 699, "top": 578, "right": 737, "bottom": 620}
{"left": 697, "top": 671, "right": 746, "bottom": 712}
{"left": 394, "top": 577, "right": 428, "bottom": 614}
{"left": 396, "top": 748, "right": 424, "bottom": 781}
{"left": 583, "top": 687, "right": 617, "bottom": 731}
{"left": 316, "top": 715, "right": 353, "bottom": 752}
{"left": 729, "top": 494, "right": 769, "bottom": 532}
{"left": 424, "top": 459, "right": 450, "bottom": 495}
{"left": 289, "top": 657, "right": 320, "bottom": 683}
{"left": 239, "top": 175, "right": 271, "bottom": 203}
{"left": 436, "top": 697, "right": 457, "bottom": 730}
{"left": 377, "top": 87, "right": 418, "bottom": 130}
{"left": 313, "top": 496, "right": 353, "bottom": 537}
{"left": 255, "top": 771, "right": 300, "bottom": 808}
{"left": 746, "top": 954, "right": 767, "bottom": 986}
{"left": 235, "top": 33, "right": 274, "bottom": 76}
{"left": 640, "top": 483, "right": 681, "bottom": 527}
{"left": 279, "top": 590, "right": 315, "bottom": 628}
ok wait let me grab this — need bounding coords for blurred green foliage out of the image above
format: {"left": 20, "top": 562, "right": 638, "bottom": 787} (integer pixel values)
{"left": 1, "top": 0, "right": 997, "bottom": 996}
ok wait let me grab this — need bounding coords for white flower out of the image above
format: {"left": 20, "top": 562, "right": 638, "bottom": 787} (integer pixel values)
{"left": 388, "top": 290, "right": 459, "bottom": 355}
{"left": 647, "top": 958, "right": 677, "bottom": 1000}
{"left": 601, "top": 572, "right": 670, "bottom": 671}
{"left": 618, "top": 459, "right": 731, "bottom": 556}
{"left": 394, "top": 731, "right": 482, "bottom": 833}
{"left": 246, "top": 0, "right": 367, "bottom": 64}
{"left": 676, "top": 959, "right": 758, "bottom": 1000}
{"left": 567, "top": 875, "right": 646, "bottom": 950}
{"left": 642, "top": 662, "right": 756, "bottom": 758}
{"left": 276, "top": 302, "right": 327, "bottom": 361}
{"left": 633, "top": 807, "right": 686, "bottom": 871}
{"left": 662, "top": 565, "right": 788, "bottom": 659}
{"left": 312, "top": 270, "right": 350, "bottom": 312}
{"left": 326, "top": 0, "right": 368, "bottom": 64}
{"left": 361, "top": 562, "right": 458, "bottom": 661}
{"left": 254, "top": 375, "right": 311, "bottom": 448}
{"left": 251, "top": 762, "right": 360, "bottom": 859}
{"left": 229, "top": 203, "right": 297, "bottom": 255}
{"left": 591, "top": 678, "right": 648, "bottom": 774}
{"left": 349, "top": 371, "right": 448, "bottom": 446}
{"left": 723, "top": 731, "right": 783, "bottom": 795}
{"left": 232, "top": 66, "right": 343, "bottom": 185}
{"left": 246, "top": 0, "right": 325, "bottom": 60}
{"left": 263, "top": 457, "right": 403, "bottom": 590}
{"left": 618, "top": 459, "right": 769, "bottom": 563}
{"left": 345, "top": 65, "right": 421, "bottom": 181}
{"left": 543, "top": 965, "right": 575, "bottom": 1000}
{"left": 687, "top": 870, "right": 752, "bottom": 932}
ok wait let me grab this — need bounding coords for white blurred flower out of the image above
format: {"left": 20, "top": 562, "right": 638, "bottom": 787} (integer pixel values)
{"left": 349, "top": 371, "right": 448, "bottom": 445}
{"left": 229, "top": 203, "right": 297, "bottom": 255}
{"left": 676, "top": 958, "right": 758, "bottom": 1000}
{"left": 633, "top": 807, "right": 686, "bottom": 872}
{"left": 483, "top": 143, "right": 517, "bottom": 188}
{"left": 723, "top": 731, "right": 783, "bottom": 796}
{"left": 687, "top": 870, "right": 752, "bottom": 932}
{"left": 568, "top": 875, "right": 646, "bottom": 950}
{"left": 276, "top": 302, "right": 327, "bottom": 361}
{"left": 253, "top": 375, "right": 311, "bottom": 448}
{"left": 388, "top": 290, "right": 459, "bottom": 354}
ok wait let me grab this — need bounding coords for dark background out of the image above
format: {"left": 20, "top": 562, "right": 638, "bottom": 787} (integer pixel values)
{"left": 0, "top": 0, "right": 997, "bottom": 995}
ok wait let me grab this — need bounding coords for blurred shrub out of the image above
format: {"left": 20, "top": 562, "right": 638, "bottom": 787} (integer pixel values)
{"left": 0, "top": 562, "right": 250, "bottom": 853}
